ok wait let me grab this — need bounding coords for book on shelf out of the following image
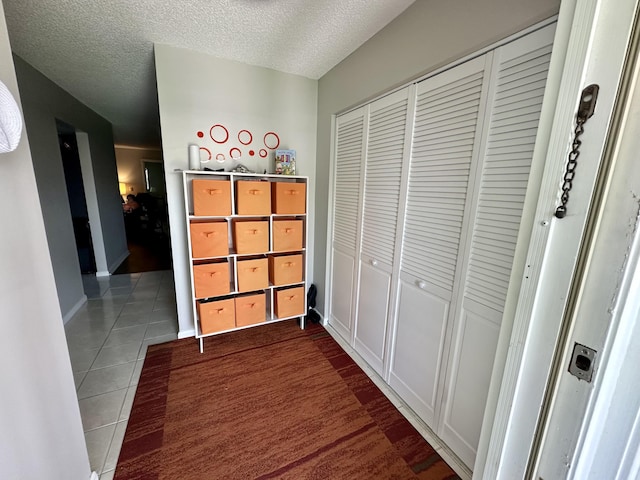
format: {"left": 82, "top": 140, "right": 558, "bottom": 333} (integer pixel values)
{"left": 275, "top": 149, "right": 296, "bottom": 175}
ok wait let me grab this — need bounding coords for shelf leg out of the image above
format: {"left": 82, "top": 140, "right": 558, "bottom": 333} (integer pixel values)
{"left": 300, "top": 315, "right": 305, "bottom": 330}
{"left": 199, "top": 337, "right": 204, "bottom": 354}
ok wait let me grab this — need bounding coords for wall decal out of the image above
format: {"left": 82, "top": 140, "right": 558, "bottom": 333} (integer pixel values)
{"left": 238, "top": 129, "right": 252, "bottom": 145}
{"left": 249, "top": 150, "right": 255, "bottom": 156}
{"left": 210, "top": 124, "right": 229, "bottom": 144}
{"left": 200, "top": 146, "right": 212, "bottom": 160}
{"left": 197, "top": 131, "right": 204, "bottom": 138}
{"left": 259, "top": 149, "right": 268, "bottom": 158}
{"left": 215, "top": 153, "right": 226, "bottom": 162}
{"left": 230, "top": 147, "right": 241, "bottom": 159}
{"left": 263, "top": 132, "right": 280, "bottom": 150}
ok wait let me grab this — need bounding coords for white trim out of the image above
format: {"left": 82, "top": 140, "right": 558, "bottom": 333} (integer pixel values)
{"left": 89, "top": 472, "right": 99, "bottom": 480}
{"left": 178, "top": 328, "right": 195, "bottom": 339}
{"left": 107, "top": 249, "right": 130, "bottom": 274}
{"left": 62, "top": 295, "right": 87, "bottom": 324}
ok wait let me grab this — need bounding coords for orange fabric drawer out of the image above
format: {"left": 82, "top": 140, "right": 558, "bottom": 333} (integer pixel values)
{"left": 236, "top": 181, "right": 271, "bottom": 215}
{"left": 192, "top": 179, "right": 232, "bottom": 216}
{"left": 271, "top": 182, "right": 306, "bottom": 214}
{"left": 236, "top": 258, "right": 269, "bottom": 293}
{"left": 235, "top": 293, "right": 266, "bottom": 327}
{"left": 198, "top": 298, "right": 235, "bottom": 334}
{"left": 190, "top": 221, "right": 229, "bottom": 258}
{"left": 269, "top": 254, "right": 303, "bottom": 286}
{"left": 193, "top": 261, "right": 230, "bottom": 298}
{"left": 274, "top": 286, "right": 305, "bottom": 318}
{"left": 272, "top": 219, "right": 303, "bottom": 252}
{"left": 233, "top": 220, "right": 269, "bottom": 254}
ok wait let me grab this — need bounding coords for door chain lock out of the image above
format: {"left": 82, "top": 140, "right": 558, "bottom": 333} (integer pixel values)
{"left": 555, "top": 84, "right": 600, "bottom": 219}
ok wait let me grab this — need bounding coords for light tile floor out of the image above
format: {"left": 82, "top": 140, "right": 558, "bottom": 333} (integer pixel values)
{"left": 65, "top": 271, "right": 178, "bottom": 479}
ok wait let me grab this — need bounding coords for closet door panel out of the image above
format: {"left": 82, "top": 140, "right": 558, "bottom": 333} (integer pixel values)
{"left": 390, "top": 55, "right": 489, "bottom": 429}
{"left": 389, "top": 279, "right": 449, "bottom": 427}
{"left": 441, "top": 23, "right": 556, "bottom": 468}
{"left": 354, "top": 89, "right": 410, "bottom": 372}
{"left": 441, "top": 306, "right": 500, "bottom": 468}
{"left": 328, "top": 108, "right": 366, "bottom": 339}
{"left": 354, "top": 259, "right": 391, "bottom": 374}
{"left": 329, "top": 249, "right": 355, "bottom": 340}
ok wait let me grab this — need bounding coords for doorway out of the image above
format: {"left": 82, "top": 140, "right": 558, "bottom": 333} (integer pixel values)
{"left": 58, "top": 121, "right": 96, "bottom": 274}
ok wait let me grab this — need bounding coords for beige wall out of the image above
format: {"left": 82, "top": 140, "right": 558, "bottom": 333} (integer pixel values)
{"left": 314, "top": 0, "right": 561, "bottom": 314}
{"left": 155, "top": 44, "right": 318, "bottom": 336}
{"left": 0, "top": 1, "right": 90, "bottom": 478}
{"left": 115, "top": 145, "right": 162, "bottom": 196}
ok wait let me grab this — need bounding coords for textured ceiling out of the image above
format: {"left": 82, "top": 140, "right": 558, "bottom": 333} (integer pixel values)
{"left": 3, "top": 0, "right": 415, "bottom": 147}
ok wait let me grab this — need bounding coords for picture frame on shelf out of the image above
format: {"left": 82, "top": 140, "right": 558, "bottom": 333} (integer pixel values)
{"left": 275, "top": 149, "right": 296, "bottom": 175}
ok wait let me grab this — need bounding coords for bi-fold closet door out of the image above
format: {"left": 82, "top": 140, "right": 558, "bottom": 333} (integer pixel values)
{"left": 327, "top": 23, "right": 555, "bottom": 469}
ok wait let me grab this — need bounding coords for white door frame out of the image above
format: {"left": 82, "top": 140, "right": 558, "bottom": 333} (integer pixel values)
{"left": 478, "top": 0, "right": 640, "bottom": 477}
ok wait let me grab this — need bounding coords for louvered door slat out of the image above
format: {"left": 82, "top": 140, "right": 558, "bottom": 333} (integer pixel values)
{"left": 360, "top": 97, "right": 408, "bottom": 264}
{"left": 333, "top": 115, "right": 365, "bottom": 253}
{"left": 402, "top": 62, "right": 486, "bottom": 293}
{"left": 463, "top": 46, "right": 552, "bottom": 313}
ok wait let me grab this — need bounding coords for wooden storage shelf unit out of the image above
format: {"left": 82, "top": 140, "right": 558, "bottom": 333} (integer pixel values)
{"left": 183, "top": 171, "right": 309, "bottom": 352}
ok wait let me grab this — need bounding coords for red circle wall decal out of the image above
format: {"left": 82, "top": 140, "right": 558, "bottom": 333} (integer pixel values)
{"left": 249, "top": 150, "right": 255, "bottom": 156}
{"left": 197, "top": 131, "right": 204, "bottom": 138}
{"left": 216, "top": 153, "right": 225, "bottom": 162}
{"left": 238, "top": 130, "right": 253, "bottom": 145}
{"left": 230, "top": 147, "right": 241, "bottom": 159}
{"left": 263, "top": 132, "right": 280, "bottom": 149}
{"left": 199, "top": 147, "right": 212, "bottom": 160}
{"left": 259, "top": 149, "right": 268, "bottom": 158}
{"left": 209, "top": 124, "right": 229, "bottom": 144}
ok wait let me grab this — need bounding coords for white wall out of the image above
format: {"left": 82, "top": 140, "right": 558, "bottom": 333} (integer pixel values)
{"left": 0, "top": 2, "right": 90, "bottom": 478}
{"left": 314, "top": 0, "right": 561, "bottom": 314}
{"left": 13, "top": 55, "right": 128, "bottom": 314}
{"left": 155, "top": 44, "right": 317, "bottom": 336}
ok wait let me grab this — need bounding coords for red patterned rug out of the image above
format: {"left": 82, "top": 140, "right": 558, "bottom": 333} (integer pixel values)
{"left": 115, "top": 320, "right": 460, "bottom": 479}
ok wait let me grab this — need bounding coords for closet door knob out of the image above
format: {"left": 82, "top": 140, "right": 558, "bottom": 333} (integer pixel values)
{"left": 417, "top": 280, "right": 426, "bottom": 289}
{"left": 370, "top": 259, "right": 378, "bottom": 267}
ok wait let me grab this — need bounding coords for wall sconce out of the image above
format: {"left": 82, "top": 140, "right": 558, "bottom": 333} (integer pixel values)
{"left": 119, "top": 182, "right": 127, "bottom": 196}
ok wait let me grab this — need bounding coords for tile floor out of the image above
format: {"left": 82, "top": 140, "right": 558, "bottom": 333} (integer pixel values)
{"left": 65, "top": 271, "right": 178, "bottom": 479}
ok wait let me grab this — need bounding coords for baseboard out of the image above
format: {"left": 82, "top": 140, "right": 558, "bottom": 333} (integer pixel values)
{"left": 95, "top": 270, "right": 110, "bottom": 277}
{"left": 108, "top": 249, "right": 131, "bottom": 274}
{"left": 62, "top": 295, "right": 88, "bottom": 324}
{"left": 178, "top": 328, "right": 195, "bottom": 339}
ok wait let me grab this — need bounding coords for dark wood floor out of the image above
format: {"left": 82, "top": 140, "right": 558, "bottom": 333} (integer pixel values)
{"left": 114, "top": 236, "right": 172, "bottom": 274}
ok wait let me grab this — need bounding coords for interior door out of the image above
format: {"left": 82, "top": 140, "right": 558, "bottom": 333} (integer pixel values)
{"left": 354, "top": 89, "right": 411, "bottom": 374}
{"left": 440, "top": 25, "right": 556, "bottom": 468}
{"left": 389, "top": 55, "right": 490, "bottom": 429}
{"left": 328, "top": 107, "right": 366, "bottom": 341}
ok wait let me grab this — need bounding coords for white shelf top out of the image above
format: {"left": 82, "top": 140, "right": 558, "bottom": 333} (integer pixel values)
{"left": 178, "top": 169, "right": 308, "bottom": 181}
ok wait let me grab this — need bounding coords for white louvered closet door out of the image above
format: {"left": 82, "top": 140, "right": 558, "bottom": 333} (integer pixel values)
{"left": 389, "top": 55, "right": 490, "bottom": 430}
{"left": 440, "top": 24, "right": 556, "bottom": 468}
{"left": 353, "top": 88, "right": 411, "bottom": 374}
{"left": 328, "top": 107, "right": 366, "bottom": 341}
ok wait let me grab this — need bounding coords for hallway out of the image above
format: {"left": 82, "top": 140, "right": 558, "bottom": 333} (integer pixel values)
{"left": 65, "top": 270, "right": 177, "bottom": 478}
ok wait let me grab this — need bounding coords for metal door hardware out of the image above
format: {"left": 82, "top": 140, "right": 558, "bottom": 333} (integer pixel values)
{"left": 568, "top": 343, "right": 597, "bottom": 382}
{"left": 555, "top": 84, "right": 600, "bottom": 219}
